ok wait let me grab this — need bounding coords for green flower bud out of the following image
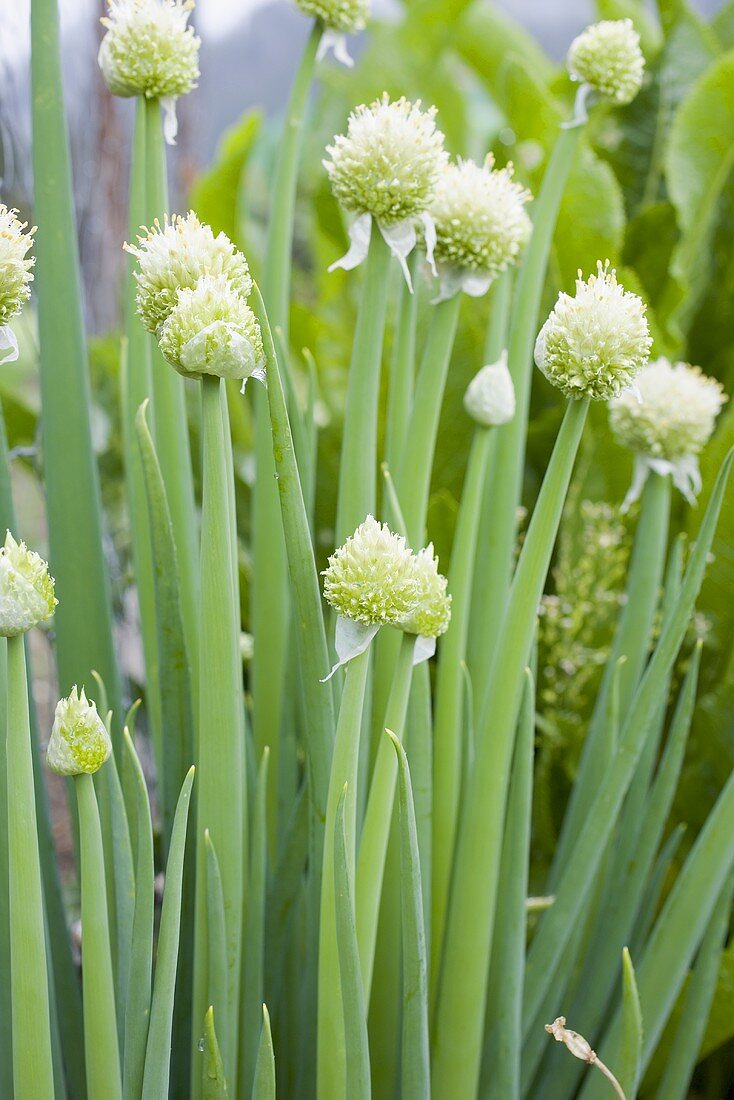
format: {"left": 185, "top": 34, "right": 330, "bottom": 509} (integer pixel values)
{"left": 567, "top": 19, "right": 644, "bottom": 106}
{"left": 296, "top": 0, "right": 368, "bottom": 35}
{"left": 0, "top": 205, "right": 35, "bottom": 364}
{"left": 0, "top": 531, "right": 57, "bottom": 638}
{"left": 399, "top": 545, "right": 451, "bottom": 639}
{"left": 464, "top": 352, "right": 516, "bottom": 427}
{"left": 323, "top": 514, "right": 417, "bottom": 626}
{"left": 46, "top": 687, "right": 112, "bottom": 776}
{"left": 158, "top": 274, "right": 265, "bottom": 383}
{"left": 534, "top": 262, "right": 651, "bottom": 401}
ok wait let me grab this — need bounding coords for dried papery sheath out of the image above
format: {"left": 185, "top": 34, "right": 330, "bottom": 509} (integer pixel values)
{"left": 566, "top": 19, "right": 644, "bottom": 126}
{"left": 158, "top": 273, "right": 265, "bottom": 385}
{"left": 324, "top": 95, "right": 448, "bottom": 288}
{"left": 126, "top": 212, "right": 252, "bottom": 334}
{"left": 0, "top": 205, "right": 35, "bottom": 365}
{"left": 46, "top": 687, "right": 113, "bottom": 776}
{"left": 534, "top": 261, "right": 651, "bottom": 401}
{"left": 98, "top": 0, "right": 200, "bottom": 143}
{"left": 398, "top": 544, "right": 451, "bottom": 663}
{"left": 609, "top": 357, "right": 727, "bottom": 507}
{"left": 464, "top": 352, "right": 516, "bottom": 427}
{"left": 430, "top": 157, "right": 532, "bottom": 302}
{"left": 0, "top": 531, "right": 57, "bottom": 638}
{"left": 545, "top": 1017, "right": 627, "bottom": 1100}
{"left": 296, "top": 0, "right": 370, "bottom": 66}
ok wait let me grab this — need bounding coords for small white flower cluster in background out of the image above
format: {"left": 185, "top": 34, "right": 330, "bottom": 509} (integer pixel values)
{"left": 0, "top": 204, "right": 35, "bottom": 365}
{"left": 296, "top": 0, "right": 370, "bottom": 66}
{"left": 609, "top": 357, "right": 728, "bottom": 507}
{"left": 126, "top": 212, "right": 265, "bottom": 388}
{"left": 322, "top": 515, "right": 451, "bottom": 677}
{"left": 46, "top": 687, "right": 113, "bottom": 777}
{"left": 98, "top": 0, "right": 201, "bottom": 143}
{"left": 464, "top": 353, "right": 516, "bottom": 428}
{"left": 566, "top": 18, "right": 645, "bottom": 125}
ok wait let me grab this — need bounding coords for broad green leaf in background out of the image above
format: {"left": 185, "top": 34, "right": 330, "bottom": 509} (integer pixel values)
{"left": 551, "top": 144, "right": 626, "bottom": 292}
{"left": 189, "top": 111, "right": 262, "bottom": 248}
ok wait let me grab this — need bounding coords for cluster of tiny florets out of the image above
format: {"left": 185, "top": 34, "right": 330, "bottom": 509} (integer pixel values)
{"left": 0, "top": 531, "right": 57, "bottom": 638}
{"left": 127, "top": 212, "right": 252, "bottom": 334}
{"left": 159, "top": 273, "right": 264, "bottom": 380}
{"left": 46, "top": 687, "right": 112, "bottom": 777}
{"left": 399, "top": 545, "right": 452, "bottom": 639}
{"left": 430, "top": 157, "right": 532, "bottom": 277}
{"left": 324, "top": 95, "right": 448, "bottom": 224}
{"left": 296, "top": 0, "right": 368, "bottom": 34}
{"left": 534, "top": 262, "right": 651, "bottom": 400}
{"left": 609, "top": 358, "right": 727, "bottom": 462}
{"left": 323, "top": 516, "right": 417, "bottom": 625}
{"left": 567, "top": 19, "right": 644, "bottom": 105}
{"left": 99, "top": 0, "right": 200, "bottom": 100}
{"left": 0, "top": 205, "right": 35, "bottom": 328}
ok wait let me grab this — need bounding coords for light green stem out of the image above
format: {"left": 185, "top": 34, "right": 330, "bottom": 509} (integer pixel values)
{"left": 318, "top": 648, "right": 371, "bottom": 1100}
{"left": 76, "top": 772, "right": 123, "bottom": 1100}
{"left": 432, "top": 399, "right": 589, "bottom": 1100}
{"left": 385, "top": 255, "right": 420, "bottom": 470}
{"left": 6, "top": 634, "right": 55, "bottom": 1100}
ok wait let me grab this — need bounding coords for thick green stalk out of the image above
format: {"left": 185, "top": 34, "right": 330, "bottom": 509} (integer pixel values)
{"left": 432, "top": 399, "right": 589, "bottom": 1099}
{"left": 192, "top": 376, "right": 245, "bottom": 1090}
{"left": 76, "top": 772, "right": 123, "bottom": 1100}
{"left": 6, "top": 634, "right": 54, "bottom": 1100}
{"left": 335, "top": 231, "right": 392, "bottom": 544}
{"left": 318, "top": 648, "right": 371, "bottom": 1100}
{"left": 30, "top": 0, "right": 121, "bottom": 726}
{"left": 468, "top": 124, "right": 583, "bottom": 691}
{"left": 241, "top": 749, "right": 270, "bottom": 1098}
{"left": 252, "top": 1005, "right": 276, "bottom": 1100}
{"left": 385, "top": 255, "right": 420, "bottom": 470}
{"left": 356, "top": 632, "right": 416, "bottom": 997}
{"left": 431, "top": 426, "right": 492, "bottom": 991}
{"left": 0, "top": 636, "right": 10, "bottom": 1100}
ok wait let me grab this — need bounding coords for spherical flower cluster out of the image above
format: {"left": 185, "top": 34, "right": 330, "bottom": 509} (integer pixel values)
{"left": 0, "top": 531, "right": 57, "bottom": 638}
{"left": 46, "top": 687, "right": 112, "bottom": 777}
{"left": 399, "top": 545, "right": 451, "bottom": 639}
{"left": 430, "top": 157, "right": 532, "bottom": 300}
{"left": 323, "top": 515, "right": 417, "bottom": 627}
{"left": 567, "top": 19, "right": 644, "bottom": 106}
{"left": 534, "top": 262, "right": 651, "bottom": 401}
{"left": 159, "top": 274, "right": 265, "bottom": 382}
{"left": 127, "top": 213, "right": 252, "bottom": 334}
{"left": 464, "top": 353, "right": 516, "bottom": 427}
{"left": 296, "top": 0, "right": 368, "bottom": 35}
{"left": 0, "top": 206, "right": 35, "bottom": 364}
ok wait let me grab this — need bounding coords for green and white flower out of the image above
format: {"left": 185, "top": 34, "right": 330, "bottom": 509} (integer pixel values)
{"left": 324, "top": 95, "right": 448, "bottom": 289}
{"left": 46, "top": 687, "right": 113, "bottom": 777}
{"left": 295, "top": 0, "right": 369, "bottom": 66}
{"left": 98, "top": 0, "right": 200, "bottom": 143}
{"left": 609, "top": 357, "right": 728, "bottom": 507}
{"left": 430, "top": 158, "right": 532, "bottom": 301}
{"left": 464, "top": 352, "right": 516, "bottom": 427}
{"left": 0, "top": 531, "right": 56, "bottom": 638}
{"left": 0, "top": 205, "right": 35, "bottom": 365}
{"left": 399, "top": 544, "right": 452, "bottom": 662}
{"left": 534, "top": 262, "right": 651, "bottom": 401}
{"left": 566, "top": 19, "right": 645, "bottom": 126}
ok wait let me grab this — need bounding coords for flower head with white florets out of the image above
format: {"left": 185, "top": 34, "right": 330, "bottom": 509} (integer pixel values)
{"left": 0, "top": 205, "right": 35, "bottom": 365}
{"left": 609, "top": 357, "right": 727, "bottom": 507}
{"left": 464, "top": 352, "right": 516, "bottom": 428}
{"left": 99, "top": 0, "right": 200, "bottom": 144}
{"left": 534, "top": 262, "right": 651, "bottom": 401}
{"left": 398, "top": 545, "right": 451, "bottom": 661}
{"left": 126, "top": 212, "right": 253, "bottom": 334}
{"left": 430, "top": 157, "right": 532, "bottom": 302}
{"left": 324, "top": 95, "right": 448, "bottom": 290}
{"left": 295, "top": 0, "right": 369, "bottom": 67}
{"left": 0, "top": 531, "right": 57, "bottom": 638}
{"left": 46, "top": 687, "right": 113, "bottom": 776}
{"left": 566, "top": 19, "right": 645, "bottom": 126}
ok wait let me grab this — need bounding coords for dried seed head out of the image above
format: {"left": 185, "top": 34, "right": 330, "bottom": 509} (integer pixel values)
{"left": 464, "top": 352, "right": 516, "bottom": 427}
{"left": 158, "top": 274, "right": 265, "bottom": 383}
{"left": 0, "top": 531, "right": 57, "bottom": 638}
{"left": 324, "top": 95, "right": 448, "bottom": 225}
{"left": 398, "top": 545, "right": 451, "bottom": 639}
{"left": 47, "top": 687, "right": 112, "bottom": 776}
{"left": 534, "top": 262, "right": 651, "bottom": 400}
{"left": 296, "top": 0, "right": 369, "bottom": 34}
{"left": 99, "top": 0, "right": 200, "bottom": 101}
{"left": 0, "top": 205, "right": 35, "bottom": 330}
{"left": 126, "top": 212, "right": 252, "bottom": 334}
{"left": 323, "top": 515, "right": 417, "bottom": 626}
{"left": 545, "top": 1017, "right": 596, "bottom": 1063}
{"left": 567, "top": 19, "right": 644, "bottom": 105}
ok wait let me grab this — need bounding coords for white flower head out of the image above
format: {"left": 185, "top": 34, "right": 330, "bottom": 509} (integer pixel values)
{"left": 126, "top": 212, "right": 252, "bottom": 334}
{"left": 430, "top": 157, "right": 532, "bottom": 302}
{"left": 609, "top": 357, "right": 727, "bottom": 507}
{"left": 158, "top": 274, "right": 265, "bottom": 385}
{"left": 47, "top": 687, "right": 112, "bottom": 776}
{"left": 0, "top": 205, "right": 35, "bottom": 365}
{"left": 99, "top": 0, "right": 200, "bottom": 142}
{"left": 399, "top": 544, "right": 451, "bottom": 641}
{"left": 296, "top": 0, "right": 369, "bottom": 67}
{"left": 325, "top": 95, "right": 448, "bottom": 288}
{"left": 0, "top": 531, "right": 57, "bottom": 637}
{"left": 464, "top": 352, "right": 516, "bottom": 427}
{"left": 534, "top": 261, "right": 651, "bottom": 401}
{"left": 567, "top": 19, "right": 644, "bottom": 106}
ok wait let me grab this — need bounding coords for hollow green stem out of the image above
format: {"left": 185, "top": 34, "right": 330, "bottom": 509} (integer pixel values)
{"left": 76, "top": 772, "right": 123, "bottom": 1100}
{"left": 6, "top": 634, "right": 55, "bottom": 1100}
{"left": 432, "top": 398, "right": 589, "bottom": 1100}
{"left": 385, "top": 255, "right": 420, "bottom": 470}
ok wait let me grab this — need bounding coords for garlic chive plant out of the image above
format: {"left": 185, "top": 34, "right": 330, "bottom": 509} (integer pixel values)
{"left": 0, "top": 206, "right": 34, "bottom": 365}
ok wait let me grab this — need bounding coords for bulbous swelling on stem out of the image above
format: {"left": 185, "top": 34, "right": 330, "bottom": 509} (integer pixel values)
{"left": 98, "top": 0, "right": 200, "bottom": 100}
{"left": 0, "top": 204, "right": 35, "bottom": 363}
{"left": 567, "top": 18, "right": 645, "bottom": 106}
{"left": 296, "top": 0, "right": 368, "bottom": 35}
{"left": 0, "top": 531, "right": 57, "bottom": 637}
{"left": 46, "top": 687, "right": 112, "bottom": 776}
{"left": 534, "top": 261, "right": 651, "bottom": 401}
